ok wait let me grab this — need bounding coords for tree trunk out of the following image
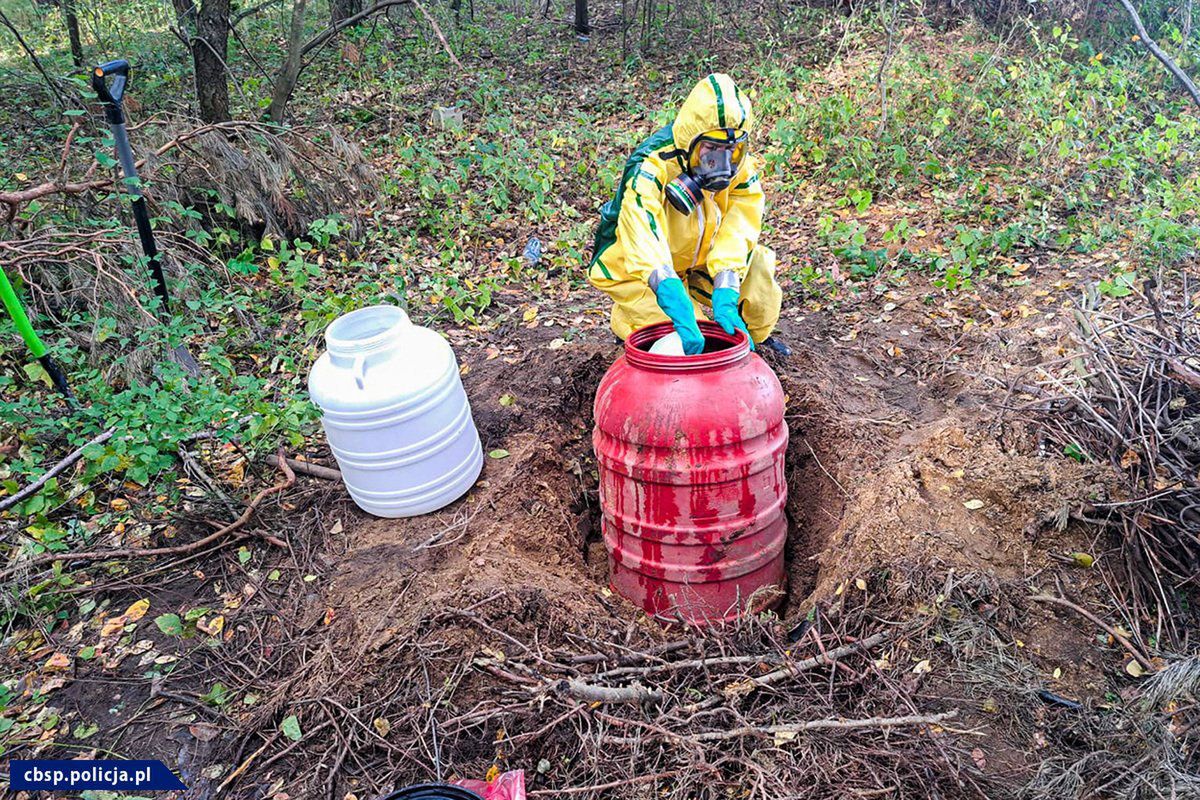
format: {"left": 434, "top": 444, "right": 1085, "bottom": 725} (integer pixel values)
{"left": 573, "top": 0, "right": 589, "bottom": 33}
{"left": 61, "top": 0, "right": 84, "bottom": 67}
{"left": 266, "top": 0, "right": 309, "bottom": 124}
{"left": 174, "top": 0, "right": 232, "bottom": 122}
{"left": 330, "top": 0, "right": 364, "bottom": 24}
{"left": 194, "top": 0, "right": 232, "bottom": 122}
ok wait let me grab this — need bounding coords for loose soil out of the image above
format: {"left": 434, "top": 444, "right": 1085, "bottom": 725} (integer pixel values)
{"left": 252, "top": 267, "right": 1126, "bottom": 796}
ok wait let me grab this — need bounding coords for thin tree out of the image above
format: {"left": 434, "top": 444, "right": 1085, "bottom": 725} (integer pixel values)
{"left": 61, "top": 0, "right": 84, "bottom": 67}
{"left": 0, "top": 8, "right": 71, "bottom": 108}
{"left": 1113, "top": 0, "right": 1200, "bottom": 109}
{"left": 266, "top": 0, "right": 309, "bottom": 123}
{"left": 574, "top": 0, "right": 589, "bottom": 34}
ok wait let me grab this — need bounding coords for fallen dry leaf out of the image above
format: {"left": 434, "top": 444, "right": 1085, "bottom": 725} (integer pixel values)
{"left": 44, "top": 652, "right": 71, "bottom": 672}
{"left": 124, "top": 599, "right": 150, "bottom": 622}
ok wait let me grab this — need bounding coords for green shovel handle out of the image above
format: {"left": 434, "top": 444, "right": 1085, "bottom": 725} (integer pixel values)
{"left": 0, "top": 266, "right": 47, "bottom": 359}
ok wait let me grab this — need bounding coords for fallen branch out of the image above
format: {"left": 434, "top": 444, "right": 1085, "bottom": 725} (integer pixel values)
{"left": 685, "top": 709, "right": 959, "bottom": 742}
{"left": 0, "top": 428, "right": 116, "bottom": 513}
{"left": 0, "top": 450, "right": 295, "bottom": 579}
{"left": 529, "top": 771, "right": 681, "bottom": 796}
{"left": 0, "top": 121, "right": 283, "bottom": 221}
{"left": 300, "top": 0, "right": 414, "bottom": 58}
{"left": 1168, "top": 358, "right": 1200, "bottom": 391}
{"left": 604, "top": 710, "right": 960, "bottom": 745}
{"left": 1113, "top": 0, "right": 1200, "bottom": 108}
{"left": 1029, "top": 594, "right": 1156, "bottom": 673}
{"left": 726, "top": 632, "right": 890, "bottom": 698}
{"left": 412, "top": 0, "right": 465, "bottom": 69}
{"left": 593, "top": 651, "right": 784, "bottom": 679}
{"left": 552, "top": 679, "right": 663, "bottom": 705}
{"left": 264, "top": 453, "right": 342, "bottom": 481}
{"left": 216, "top": 732, "right": 281, "bottom": 793}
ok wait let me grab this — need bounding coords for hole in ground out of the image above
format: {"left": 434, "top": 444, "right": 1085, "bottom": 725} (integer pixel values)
{"left": 334, "top": 336, "right": 852, "bottom": 634}
{"left": 778, "top": 393, "right": 851, "bottom": 619}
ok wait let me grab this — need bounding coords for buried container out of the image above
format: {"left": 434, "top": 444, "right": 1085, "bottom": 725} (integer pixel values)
{"left": 308, "top": 305, "right": 483, "bottom": 517}
{"left": 593, "top": 321, "right": 789, "bottom": 625}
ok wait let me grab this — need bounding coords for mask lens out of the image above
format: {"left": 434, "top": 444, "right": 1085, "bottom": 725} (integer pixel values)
{"left": 697, "top": 147, "right": 733, "bottom": 173}
{"left": 689, "top": 131, "right": 747, "bottom": 174}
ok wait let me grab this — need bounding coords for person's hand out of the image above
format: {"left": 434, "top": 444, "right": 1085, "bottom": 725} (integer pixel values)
{"left": 712, "top": 287, "right": 754, "bottom": 350}
{"left": 653, "top": 276, "right": 704, "bottom": 355}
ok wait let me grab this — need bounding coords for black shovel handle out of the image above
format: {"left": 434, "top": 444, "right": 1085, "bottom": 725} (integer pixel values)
{"left": 93, "top": 60, "right": 130, "bottom": 124}
{"left": 92, "top": 59, "right": 129, "bottom": 103}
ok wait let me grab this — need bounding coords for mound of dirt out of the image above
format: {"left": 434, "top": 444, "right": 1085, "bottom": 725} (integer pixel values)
{"left": 322, "top": 336, "right": 652, "bottom": 688}
{"left": 812, "top": 419, "right": 1109, "bottom": 596}
{"left": 242, "top": 304, "right": 1131, "bottom": 799}
{"left": 324, "top": 307, "right": 1113, "bottom": 668}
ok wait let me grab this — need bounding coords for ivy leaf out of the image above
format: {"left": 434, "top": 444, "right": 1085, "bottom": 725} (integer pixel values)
{"left": 72, "top": 722, "right": 100, "bottom": 740}
{"left": 155, "top": 613, "right": 183, "bottom": 636}
{"left": 201, "top": 682, "right": 230, "bottom": 706}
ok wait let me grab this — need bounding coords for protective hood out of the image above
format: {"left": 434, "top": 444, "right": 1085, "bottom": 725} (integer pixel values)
{"left": 672, "top": 73, "right": 754, "bottom": 156}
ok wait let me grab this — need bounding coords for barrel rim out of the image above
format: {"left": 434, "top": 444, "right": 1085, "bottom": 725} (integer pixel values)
{"left": 325, "top": 304, "right": 412, "bottom": 357}
{"left": 625, "top": 321, "right": 749, "bottom": 371}
{"left": 381, "top": 784, "right": 484, "bottom": 800}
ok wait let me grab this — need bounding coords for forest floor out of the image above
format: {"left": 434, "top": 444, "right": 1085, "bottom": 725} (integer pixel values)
{"left": 2, "top": 7, "right": 1198, "bottom": 800}
{"left": 6, "top": 227, "right": 1164, "bottom": 799}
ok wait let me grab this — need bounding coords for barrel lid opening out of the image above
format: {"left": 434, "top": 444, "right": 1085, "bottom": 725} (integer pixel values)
{"left": 626, "top": 321, "right": 749, "bottom": 370}
{"left": 326, "top": 305, "right": 411, "bottom": 356}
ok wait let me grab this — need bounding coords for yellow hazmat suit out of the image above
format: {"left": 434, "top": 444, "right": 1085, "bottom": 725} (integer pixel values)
{"left": 588, "top": 73, "right": 782, "bottom": 342}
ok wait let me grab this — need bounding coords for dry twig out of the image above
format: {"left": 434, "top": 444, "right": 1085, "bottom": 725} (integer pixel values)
{"left": 0, "top": 428, "right": 115, "bottom": 513}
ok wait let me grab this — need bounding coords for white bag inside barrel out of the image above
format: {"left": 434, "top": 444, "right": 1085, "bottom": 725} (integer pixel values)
{"left": 308, "top": 305, "right": 483, "bottom": 517}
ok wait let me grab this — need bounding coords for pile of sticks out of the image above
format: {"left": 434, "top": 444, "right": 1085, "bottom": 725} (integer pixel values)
{"left": 1037, "top": 275, "right": 1200, "bottom": 638}
{"left": 221, "top": 586, "right": 987, "bottom": 800}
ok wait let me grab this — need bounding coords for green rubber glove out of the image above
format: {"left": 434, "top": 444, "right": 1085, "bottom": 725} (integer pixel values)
{"left": 654, "top": 277, "right": 704, "bottom": 355}
{"left": 712, "top": 287, "right": 755, "bottom": 351}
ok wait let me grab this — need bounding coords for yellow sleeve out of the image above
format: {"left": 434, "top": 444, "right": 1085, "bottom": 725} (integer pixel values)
{"left": 616, "top": 161, "right": 673, "bottom": 283}
{"left": 706, "top": 157, "right": 764, "bottom": 280}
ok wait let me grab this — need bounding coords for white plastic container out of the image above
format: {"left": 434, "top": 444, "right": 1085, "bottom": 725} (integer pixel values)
{"left": 307, "top": 305, "right": 483, "bottom": 517}
{"left": 648, "top": 331, "right": 685, "bottom": 356}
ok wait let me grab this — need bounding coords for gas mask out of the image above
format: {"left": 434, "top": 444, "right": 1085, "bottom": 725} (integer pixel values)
{"left": 665, "top": 129, "right": 748, "bottom": 215}
{"left": 693, "top": 144, "right": 736, "bottom": 191}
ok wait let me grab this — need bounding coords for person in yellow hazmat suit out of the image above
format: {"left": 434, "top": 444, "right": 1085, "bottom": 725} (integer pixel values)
{"left": 587, "top": 73, "right": 787, "bottom": 356}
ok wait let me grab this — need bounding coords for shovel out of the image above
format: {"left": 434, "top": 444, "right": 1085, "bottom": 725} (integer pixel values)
{"left": 92, "top": 59, "right": 201, "bottom": 376}
{"left": 0, "top": 265, "right": 73, "bottom": 401}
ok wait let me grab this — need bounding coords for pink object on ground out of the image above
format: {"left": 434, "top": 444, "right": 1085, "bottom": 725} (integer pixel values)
{"left": 455, "top": 770, "right": 526, "bottom": 800}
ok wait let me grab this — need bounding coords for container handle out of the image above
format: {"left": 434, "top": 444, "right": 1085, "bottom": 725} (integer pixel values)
{"left": 353, "top": 355, "right": 366, "bottom": 390}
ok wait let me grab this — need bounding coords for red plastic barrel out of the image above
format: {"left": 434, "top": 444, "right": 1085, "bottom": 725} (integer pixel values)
{"left": 593, "top": 321, "right": 789, "bottom": 625}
